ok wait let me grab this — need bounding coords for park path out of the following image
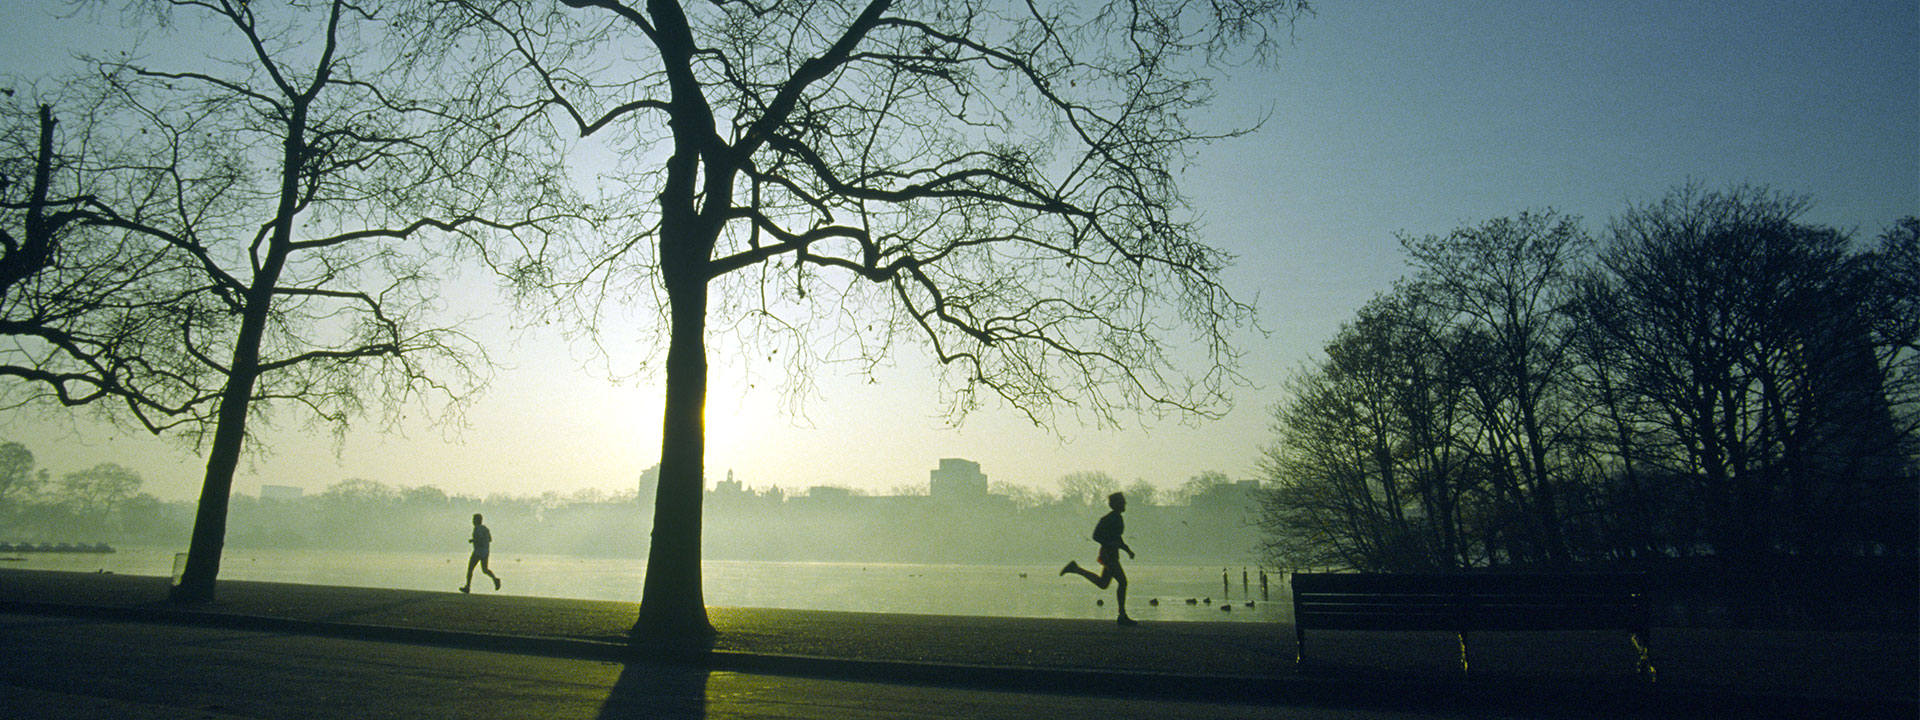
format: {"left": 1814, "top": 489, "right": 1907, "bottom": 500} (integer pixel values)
{"left": 0, "top": 567, "right": 1911, "bottom": 716}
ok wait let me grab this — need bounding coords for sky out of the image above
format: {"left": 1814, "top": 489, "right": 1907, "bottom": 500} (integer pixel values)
{"left": 2, "top": 0, "right": 1916, "bottom": 503}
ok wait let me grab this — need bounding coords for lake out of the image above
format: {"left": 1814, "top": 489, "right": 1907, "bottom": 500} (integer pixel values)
{"left": 6, "top": 545, "right": 1290, "bottom": 623}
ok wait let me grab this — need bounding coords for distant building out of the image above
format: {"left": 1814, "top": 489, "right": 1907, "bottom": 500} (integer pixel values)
{"left": 636, "top": 464, "right": 660, "bottom": 504}
{"left": 711, "top": 469, "right": 748, "bottom": 504}
{"left": 929, "top": 458, "right": 988, "bottom": 503}
{"left": 260, "top": 485, "right": 303, "bottom": 502}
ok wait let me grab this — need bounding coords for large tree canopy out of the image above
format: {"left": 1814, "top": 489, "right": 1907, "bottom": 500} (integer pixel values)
{"left": 1, "top": 87, "right": 211, "bottom": 419}
{"left": 1259, "top": 191, "right": 1919, "bottom": 580}
{"left": 4, "top": 0, "right": 575, "bottom": 602}
{"left": 435, "top": 0, "right": 1308, "bottom": 642}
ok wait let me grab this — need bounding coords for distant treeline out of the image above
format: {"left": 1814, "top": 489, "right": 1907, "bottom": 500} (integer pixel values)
{"left": 1256, "top": 189, "right": 1917, "bottom": 595}
{"left": 0, "top": 442, "right": 179, "bottom": 545}
{"left": 0, "top": 454, "right": 1268, "bottom": 565}
{"left": 222, "top": 476, "right": 1265, "bottom": 565}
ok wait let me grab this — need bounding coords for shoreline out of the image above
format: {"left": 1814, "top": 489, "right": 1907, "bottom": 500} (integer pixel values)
{"left": 0, "top": 546, "right": 1291, "bottom": 624}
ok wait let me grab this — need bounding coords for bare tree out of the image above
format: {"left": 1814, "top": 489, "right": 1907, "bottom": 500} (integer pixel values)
{"left": 1399, "top": 211, "right": 1592, "bottom": 565}
{"left": 1257, "top": 292, "right": 1476, "bottom": 571}
{"left": 56, "top": 462, "right": 141, "bottom": 518}
{"left": 1567, "top": 270, "right": 1679, "bottom": 560}
{"left": 1591, "top": 185, "right": 1903, "bottom": 563}
{"left": 1856, "top": 217, "right": 1920, "bottom": 555}
{"left": 1, "top": 86, "right": 216, "bottom": 418}
{"left": 0, "top": 440, "right": 46, "bottom": 508}
{"left": 1122, "top": 478, "right": 1160, "bottom": 507}
{"left": 1173, "top": 469, "right": 1234, "bottom": 506}
{"left": 1264, "top": 197, "right": 1919, "bottom": 575}
{"left": 434, "top": 0, "right": 1307, "bottom": 642}
{"left": 1862, "top": 217, "right": 1920, "bottom": 454}
{"left": 38, "top": 0, "right": 576, "bottom": 602}
{"left": 989, "top": 480, "right": 1052, "bottom": 510}
{"left": 1057, "top": 470, "right": 1120, "bottom": 508}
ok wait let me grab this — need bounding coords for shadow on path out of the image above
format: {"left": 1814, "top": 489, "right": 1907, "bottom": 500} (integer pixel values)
{"left": 308, "top": 594, "right": 438, "bottom": 624}
{"left": 597, "top": 661, "right": 710, "bottom": 720}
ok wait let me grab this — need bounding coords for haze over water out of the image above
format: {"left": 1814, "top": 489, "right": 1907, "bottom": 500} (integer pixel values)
{"left": 9, "top": 546, "right": 1289, "bottom": 624}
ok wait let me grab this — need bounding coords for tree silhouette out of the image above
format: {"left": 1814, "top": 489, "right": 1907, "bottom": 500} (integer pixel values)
{"left": 1864, "top": 217, "right": 1919, "bottom": 449}
{"left": 1057, "top": 471, "right": 1120, "bottom": 508}
{"left": 24, "top": 0, "right": 574, "bottom": 602}
{"left": 1260, "top": 194, "right": 1919, "bottom": 574}
{"left": 56, "top": 462, "right": 141, "bottom": 519}
{"left": 0, "top": 440, "right": 45, "bottom": 509}
{"left": 1175, "top": 470, "right": 1235, "bottom": 506}
{"left": 1258, "top": 291, "right": 1474, "bottom": 571}
{"left": 1592, "top": 185, "right": 1911, "bottom": 563}
{"left": 1, "top": 90, "right": 212, "bottom": 418}
{"left": 437, "top": 0, "right": 1307, "bottom": 642}
{"left": 1122, "top": 478, "right": 1161, "bottom": 507}
{"left": 1399, "top": 211, "right": 1590, "bottom": 565}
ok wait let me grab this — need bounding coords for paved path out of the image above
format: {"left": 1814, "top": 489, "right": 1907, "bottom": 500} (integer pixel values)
{"left": 7, "top": 614, "right": 1446, "bottom": 720}
{"left": 0, "top": 569, "right": 1912, "bottom": 718}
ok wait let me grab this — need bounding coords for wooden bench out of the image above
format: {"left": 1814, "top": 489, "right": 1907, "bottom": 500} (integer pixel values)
{"left": 1290, "top": 572, "right": 1655, "bottom": 681}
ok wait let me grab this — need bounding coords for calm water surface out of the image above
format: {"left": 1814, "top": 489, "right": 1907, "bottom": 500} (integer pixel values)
{"left": 8, "top": 545, "right": 1290, "bottom": 623}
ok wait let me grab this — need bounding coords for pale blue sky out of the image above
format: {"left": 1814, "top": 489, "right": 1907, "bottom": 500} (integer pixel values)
{"left": 3, "top": 1, "right": 1915, "bottom": 501}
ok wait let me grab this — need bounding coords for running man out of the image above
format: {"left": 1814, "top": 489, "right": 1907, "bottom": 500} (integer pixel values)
{"left": 460, "top": 513, "right": 501, "bottom": 593}
{"left": 1061, "top": 492, "right": 1137, "bottom": 625}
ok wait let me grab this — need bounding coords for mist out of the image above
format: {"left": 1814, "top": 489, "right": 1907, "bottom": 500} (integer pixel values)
{"left": 0, "top": 449, "right": 1266, "bottom": 570}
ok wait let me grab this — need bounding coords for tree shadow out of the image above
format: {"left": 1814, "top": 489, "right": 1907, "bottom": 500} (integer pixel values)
{"left": 595, "top": 660, "right": 710, "bottom": 720}
{"left": 308, "top": 595, "right": 438, "bottom": 624}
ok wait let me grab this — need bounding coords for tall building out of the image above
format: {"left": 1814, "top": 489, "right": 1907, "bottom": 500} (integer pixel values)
{"left": 636, "top": 464, "right": 660, "bottom": 504}
{"left": 929, "top": 458, "right": 988, "bottom": 503}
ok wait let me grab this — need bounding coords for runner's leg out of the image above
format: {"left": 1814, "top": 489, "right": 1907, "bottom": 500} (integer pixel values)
{"left": 1065, "top": 561, "right": 1109, "bottom": 589}
{"left": 481, "top": 556, "right": 500, "bottom": 589}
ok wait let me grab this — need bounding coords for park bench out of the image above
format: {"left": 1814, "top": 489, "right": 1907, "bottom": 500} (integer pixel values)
{"left": 1289, "top": 572, "right": 1655, "bottom": 681}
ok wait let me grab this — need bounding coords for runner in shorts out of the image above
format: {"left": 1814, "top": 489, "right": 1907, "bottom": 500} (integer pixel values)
{"left": 1060, "top": 492, "right": 1137, "bottom": 625}
{"left": 460, "top": 513, "right": 501, "bottom": 593}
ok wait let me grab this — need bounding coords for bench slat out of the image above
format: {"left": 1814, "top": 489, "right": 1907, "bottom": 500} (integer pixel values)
{"left": 1289, "top": 571, "right": 1655, "bottom": 680}
{"left": 1291, "top": 573, "right": 1652, "bottom": 634}
{"left": 1293, "top": 572, "right": 1647, "bottom": 595}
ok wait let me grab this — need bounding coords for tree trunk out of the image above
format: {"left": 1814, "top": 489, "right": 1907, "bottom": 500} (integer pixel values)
{"left": 169, "top": 98, "right": 304, "bottom": 603}
{"left": 168, "top": 304, "right": 272, "bottom": 603}
{"left": 631, "top": 1, "right": 728, "bottom": 641}
{"left": 634, "top": 265, "right": 715, "bottom": 645}
{"left": 3, "top": 106, "right": 59, "bottom": 297}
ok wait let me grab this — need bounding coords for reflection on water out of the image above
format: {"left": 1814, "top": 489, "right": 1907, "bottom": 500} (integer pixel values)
{"left": 6, "top": 545, "right": 1289, "bottom": 623}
